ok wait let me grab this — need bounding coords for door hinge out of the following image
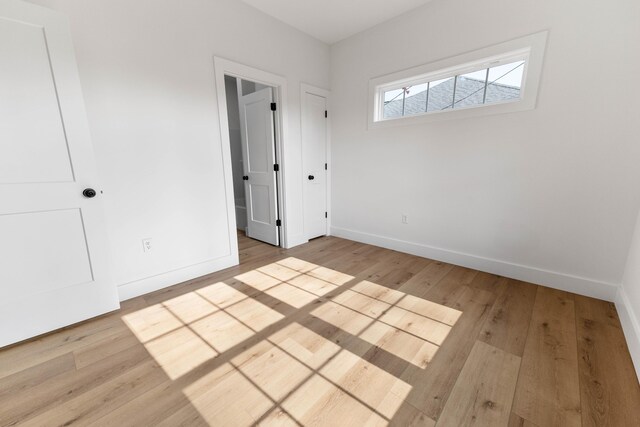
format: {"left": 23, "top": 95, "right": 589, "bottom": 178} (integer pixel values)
{"left": 324, "top": 163, "right": 327, "bottom": 170}
{"left": 325, "top": 212, "right": 327, "bottom": 218}
{"left": 325, "top": 110, "right": 328, "bottom": 118}
{"left": 271, "top": 102, "right": 277, "bottom": 111}
{"left": 273, "top": 163, "right": 279, "bottom": 172}
{"left": 276, "top": 219, "right": 282, "bottom": 226}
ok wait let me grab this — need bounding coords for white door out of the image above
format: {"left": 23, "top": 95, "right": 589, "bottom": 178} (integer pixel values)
{"left": 238, "top": 87, "right": 279, "bottom": 246}
{"left": 302, "top": 90, "right": 328, "bottom": 240}
{"left": 0, "top": 0, "right": 118, "bottom": 347}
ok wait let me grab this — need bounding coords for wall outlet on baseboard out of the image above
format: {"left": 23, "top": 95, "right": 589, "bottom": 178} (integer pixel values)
{"left": 401, "top": 214, "right": 409, "bottom": 224}
{"left": 142, "top": 238, "right": 153, "bottom": 253}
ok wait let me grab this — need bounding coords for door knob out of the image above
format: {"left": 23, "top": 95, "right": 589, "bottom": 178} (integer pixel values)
{"left": 243, "top": 176, "right": 249, "bottom": 181}
{"left": 83, "top": 188, "right": 97, "bottom": 198}
{"left": 308, "top": 175, "right": 315, "bottom": 180}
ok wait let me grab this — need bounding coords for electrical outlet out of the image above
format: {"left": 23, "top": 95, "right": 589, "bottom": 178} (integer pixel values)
{"left": 402, "top": 215, "right": 408, "bottom": 224}
{"left": 142, "top": 238, "right": 153, "bottom": 253}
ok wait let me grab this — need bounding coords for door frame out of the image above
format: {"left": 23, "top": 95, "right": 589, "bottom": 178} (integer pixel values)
{"left": 214, "top": 57, "right": 288, "bottom": 250}
{"left": 300, "top": 83, "right": 331, "bottom": 238}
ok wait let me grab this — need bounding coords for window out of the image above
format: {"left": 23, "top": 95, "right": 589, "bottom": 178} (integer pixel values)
{"left": 380, "top": 56, "right": 526, "bottom": 120}
{"left": 369, "top": 31, "right": 548, "bottom": 127}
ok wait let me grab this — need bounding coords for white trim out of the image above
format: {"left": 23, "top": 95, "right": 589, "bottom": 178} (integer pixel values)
{"left": 213, "top": 57, "right": 294, "bottom": 248}
{"left": 376, "top": 53, "right": 528, "bottom": 123}
{"left": 287, "top": 233, "right": 309, "bottom": 249}
{"left": 118, "top": 58, "right": 295, "bottom": 301}
{"left": 616, "top": 288, "right": 640, "bottom": 381}
{"left": 117, "top": 254, "right": 237, "bottom": 301}
{"left": 300, "top": 83, "right": 332, "bottom": 239}
{"left": 331, "top": 225, "right": 618, "bottom": 301}
{"left": 377, "top": 51, "right": 528, "bottom": 94}
{"left": 368, "top": 31, "right": 548, "bottom": 128}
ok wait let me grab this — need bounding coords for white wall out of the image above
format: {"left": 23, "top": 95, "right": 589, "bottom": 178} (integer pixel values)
{"left": 28, "top": 0, "right": 330, "bottom": 298}
{"left": 619, "top": 210, "right": 640, "bottom": 378}
{"left": 330, "top": 0, "right": 640, "bottom": 300}
{"left": 240, "top": 79, "right": 270, "bottom": 96}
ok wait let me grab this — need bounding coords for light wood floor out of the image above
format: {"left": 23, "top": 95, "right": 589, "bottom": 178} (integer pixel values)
{"left": 1, "top": 232, "right": 639, "bottom": 426}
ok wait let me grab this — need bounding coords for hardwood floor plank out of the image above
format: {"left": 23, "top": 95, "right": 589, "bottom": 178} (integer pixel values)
{"left": 422, "top": 265, "right": 479, "bottom": 306}
{"left": 183, "top": 367, "right": 276, "bottom": 425}
{"left": 574, "top": 294, "right": 621, "bottom": 327}
{"left": 89, "top": 378, "right": 214, "bottom": 426}
{"left": 21, "top": 360, "right": 166, "bottom": 426}
{"left": 258, "top": 408, "right": 301, "bottom": 427}
{"left": 398, "top": 286, "right": 497, "bottom": 420}
{"left": 0, "top": 352, "right": 75, "bottom": 402}
{"left": 479, "top": 279, "right": 538, "bottom": 356}
{"left": 357, "top": 257, "right": 432, "bottom": 291}
{"left": 0, "top": 312, "right": 127, "bottom": 379}
{"left": 318, "top": 350, "right": 410, "bottom": 419}
{"left": 1, "top": 233, "right": 638, "bottom": 426}
{"left": 575, "top": 295, "right": 640, "bottom": 426}
{"left": 394, "top": 293, "right": 462, "bottom": 327}
{"left": 398, "top": 261, "right": 454, "bottom": 298}
{"left": 378, "top": 305, "right": 452, "bottom": 346}
{"left": 389, "top": 401, "right": 436, "bottom": 427}
{"left": 512, "top": 287, "right": 581, "bottom": 427}
{"left": 0, "top": 343, "right": 151, "bottom": 426}
{"left": 156, "top": 404, "right": 211, "bottom": 427}
{"left": 508, "top": 412, "right": 539, "bottom": 426}
{"left": 279, "top": 373, "right": 388, "bottom": 426}
{"left": 316, "top": 252, "right": 380, "bottom": 277}
{"left": 467, "top": 271, "right": 509, "bottom": 297}
{"left": 73, "top": 328, "right": 142, "bottom": 369}
{"left": 437, "top": 340, "right": 521, "bottom": 427}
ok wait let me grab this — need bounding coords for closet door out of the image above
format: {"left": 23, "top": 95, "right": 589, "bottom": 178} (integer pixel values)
{"left": 302, "top": 89, "right": 328, "bottom": 240}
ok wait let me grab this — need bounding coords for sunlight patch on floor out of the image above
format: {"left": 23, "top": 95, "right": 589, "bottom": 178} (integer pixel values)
{"left": 182, "top": 361, "right": 273, "bottom": 426}
{"left": 123, "top": 303, "right": 184, "bottom": 343}
{"left": 122, "top": 256, "right": 462, "bottom": 425}
{"left": 143, "top": 327, "right": 217, "bottom": 379}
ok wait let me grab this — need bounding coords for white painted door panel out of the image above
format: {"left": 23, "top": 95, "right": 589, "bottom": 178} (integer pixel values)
{"left": 0, "top": 0, "right": 118, "bottom": 347}
{"left": 1, "top": 209, "right": 93, "bottom": 302}
{"left": 0, "top": 16, "right": 72, "bottom": 183}
{"left": 302, "top": 91, "right": 328, "bottom": 240}
{"left": 239, "top": 87, "right": 279, "bottom": 246}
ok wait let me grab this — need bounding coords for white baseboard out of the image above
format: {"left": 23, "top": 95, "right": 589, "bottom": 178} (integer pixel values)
{"left": 117, "top": 253, "right": 239, "bottom": 301}
{"left": 118, "top": 230, "right": 306, "bottom": 301}
{"left": 616, "top": 288, "right": 640, "bottom": 381}
{"left": 331, "top": 226, "right": 618, "bottom": 301}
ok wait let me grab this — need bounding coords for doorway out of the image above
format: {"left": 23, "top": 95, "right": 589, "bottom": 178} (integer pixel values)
{"left": 214, "top": 57, "right": 328, "bottom": 259}
{"left": 224, "top": 75, "right": 282, "bottom": 246}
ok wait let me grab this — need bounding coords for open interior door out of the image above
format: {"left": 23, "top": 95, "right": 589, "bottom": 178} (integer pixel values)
{"left": 0, "top": 0, "right": 119, "bottom": 347}
{"left": 238, "top": 87, "right": 280, "bottom": 246}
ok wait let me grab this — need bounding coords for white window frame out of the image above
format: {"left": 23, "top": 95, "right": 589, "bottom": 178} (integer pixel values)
{"left": 368, "top": 31, "right": 548, "bottom": 128}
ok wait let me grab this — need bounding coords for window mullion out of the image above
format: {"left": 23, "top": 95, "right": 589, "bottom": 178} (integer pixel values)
{"left": 451, "top": 76, "right": 458, "bottom": 109}
{"left": 425, "top": 82, "right": 430, "bottom": 112}
{"left": 482, "top": 68, "right": 489, "bottom": 104}
{"left": 402, "top": 88, "right": 406, "bottom": 116}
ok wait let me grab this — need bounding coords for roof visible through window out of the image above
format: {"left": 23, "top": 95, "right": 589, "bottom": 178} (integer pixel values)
{"left": 381, "top": 59, "right": 526, "bottom": 120}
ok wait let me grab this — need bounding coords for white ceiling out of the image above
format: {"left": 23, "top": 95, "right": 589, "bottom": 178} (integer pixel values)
{"left": 240, "top": 0, "right": 434, "bottom": 44}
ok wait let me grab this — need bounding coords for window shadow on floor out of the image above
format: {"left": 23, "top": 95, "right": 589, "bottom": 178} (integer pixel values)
{"left": 122, "top": 255, "right": 463, "bottom": 425}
